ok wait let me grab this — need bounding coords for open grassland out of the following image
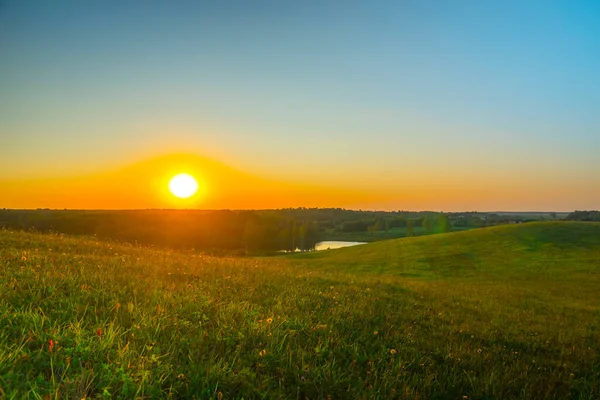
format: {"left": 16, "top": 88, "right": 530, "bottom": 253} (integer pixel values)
{"left": 322, "top": 226, "right": 474, "bottom": 243}
{"left": 1, "top": 222, "right": 599, "bottom": 399}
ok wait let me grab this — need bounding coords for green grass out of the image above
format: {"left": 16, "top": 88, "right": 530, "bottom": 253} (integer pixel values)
{"left": 1, "top": 222, "right": 599, "bottom": 399}
{"left": 322, "top": 226, "right": 474, "bottom": 242}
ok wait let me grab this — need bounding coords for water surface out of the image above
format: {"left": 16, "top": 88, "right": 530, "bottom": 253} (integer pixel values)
{"left": 314, "top": 241, "right": 366, "bottom": 251}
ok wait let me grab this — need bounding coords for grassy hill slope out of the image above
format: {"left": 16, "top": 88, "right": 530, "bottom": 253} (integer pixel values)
{"left": 296, "top": 221, "right": 600, "bottom": 278}
{"left": 1, "top": 222, "right": 599, "bottom": 399}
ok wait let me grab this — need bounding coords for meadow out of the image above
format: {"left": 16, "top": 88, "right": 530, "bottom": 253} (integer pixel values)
{"left": 321, "top": 226, "right": 474, "bottom": 243}
{"left": 1, "top": 222, "right": 599, "bottom": 399}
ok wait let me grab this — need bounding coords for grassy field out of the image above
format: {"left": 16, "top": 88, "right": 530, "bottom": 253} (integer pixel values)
{"left": 322, "top": 226, "right": 474, "bottom": 243}
{"left": 1, "top": 222, "right": 599, "bottom": 399}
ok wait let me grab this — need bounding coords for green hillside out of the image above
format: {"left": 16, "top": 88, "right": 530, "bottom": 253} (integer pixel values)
{"left": 1, "top": 222, "right": 599, "bottom": 399}
{"left": 297, "top": 221, "right": 600, "bottom": 277}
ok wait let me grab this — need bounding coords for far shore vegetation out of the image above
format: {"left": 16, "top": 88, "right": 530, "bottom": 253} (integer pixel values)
{"left": 0, "top": 208, "right": 577, "bottom": 255}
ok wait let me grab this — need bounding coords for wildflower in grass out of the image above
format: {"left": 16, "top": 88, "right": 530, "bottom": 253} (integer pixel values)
{"left": 390, "top": 349, "right": 397, "bottom": 355}
{"left": 477, "top": 348, "right": 482, "bottom": 354}
{"left": 259, "top": 349, "right": 267, "bottom": 357}
{"left": 48, "top": 339, "right": 54, "bottom": 353}
{"left": 96, "top": 328, "right": 102, "bottom": 338}
{"left": 177, "top": 373, "right": 185, "bottom": 381}
{"left": 217, "top": 392, "right": 223, "bottom": 400}
{"left": 373, "top": 331, "right": 378, "bottom": 335}
{"left": 266, "top": 318, "right": 273, "bottom": 324}
{"left": 21, "top": 256, "right": 27, "bottom": 261}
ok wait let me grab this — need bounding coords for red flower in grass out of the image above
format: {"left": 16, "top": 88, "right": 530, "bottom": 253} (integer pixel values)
{"left": 96, "top": 329, "right": 103, "bottom": 338}
{"left": 48, "top": 339, "right": 54, "bottom": 353}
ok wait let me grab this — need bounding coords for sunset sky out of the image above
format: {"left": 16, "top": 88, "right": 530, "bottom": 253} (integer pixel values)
{"left": 1, "top": 1, "right": 599, "bottom": 211}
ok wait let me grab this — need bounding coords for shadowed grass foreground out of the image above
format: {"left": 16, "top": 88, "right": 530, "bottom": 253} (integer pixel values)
{"left": 1, "top": 222, "right": 599, "bottom": 399}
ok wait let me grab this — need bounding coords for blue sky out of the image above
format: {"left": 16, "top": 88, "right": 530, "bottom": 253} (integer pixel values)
{"left": 0, "top": 1, "right": 599, "bottom": 210}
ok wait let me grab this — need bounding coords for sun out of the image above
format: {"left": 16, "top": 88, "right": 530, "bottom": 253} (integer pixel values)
{"left": 168, "top": 173, "right": 199, "bottom": 199}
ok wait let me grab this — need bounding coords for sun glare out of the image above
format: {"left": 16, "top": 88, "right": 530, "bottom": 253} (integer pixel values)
{"left": 168, "top": 173, "right": 199, "bottom": 199}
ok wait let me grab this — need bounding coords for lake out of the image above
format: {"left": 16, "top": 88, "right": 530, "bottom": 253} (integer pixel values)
{"left": 314, "top": 241, "right": 366, "bottom": 251}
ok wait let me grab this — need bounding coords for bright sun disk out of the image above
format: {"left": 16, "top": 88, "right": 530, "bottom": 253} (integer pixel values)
{"left": 168, "top": 173, "right": 199, "bottom": 199}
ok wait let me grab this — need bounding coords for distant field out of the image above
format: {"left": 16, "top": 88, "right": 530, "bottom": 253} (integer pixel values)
{"left": 1, "top": 222, "right": 599, "bottom": 399}
{"left": 322, "top": 226, "right": 474, "bottom": 242}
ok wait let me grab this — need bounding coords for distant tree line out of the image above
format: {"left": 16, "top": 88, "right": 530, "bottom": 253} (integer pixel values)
{"left": 0, "top": 209, "right": 321, "bottom": 255}
{"left": 0, "top": 208, "right": 545, "bottom": 254}
{"left": 341, "top": 214, "right": 454, "bottom": 235}
{"left": 565, "top": 210, "right": 600, "bottom": 222}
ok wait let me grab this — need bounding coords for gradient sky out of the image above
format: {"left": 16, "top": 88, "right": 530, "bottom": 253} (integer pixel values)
{"left": 1, "top": 1, "right": 599, "bottom": 211}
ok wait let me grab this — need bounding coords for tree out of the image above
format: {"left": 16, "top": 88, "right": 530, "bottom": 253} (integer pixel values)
{"left": 406, "top": 220, "right": 414, "bottom": 237}
{"left": 373, "top": 218, "right": 382, "bottom": 232}
{"left": 437, "top": 214, "right": 452, "bottom": 233}
{"left": 243, "top": 216, "right": 264, "bottom": 252}
{"left": 422, "top": 216, "right": 434, "bottom": 233}
{"left": 278, "top": 227, "right": 292, "bottom": 252}
{"left": 297, "top": 223, "right": 307, "bottom": 251}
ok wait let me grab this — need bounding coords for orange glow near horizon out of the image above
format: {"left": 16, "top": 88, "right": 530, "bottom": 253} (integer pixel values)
{"left": 0, "top": 153, "right": 381, "bottom": 210}
{"left": 0, "top": 152, "right": 594, "bottom": 212}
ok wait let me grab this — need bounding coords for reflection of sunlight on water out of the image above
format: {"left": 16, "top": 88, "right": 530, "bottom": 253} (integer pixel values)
{"left": 278, "top": 241, "right": 366, "bottom": 253}
{"left": 314, "top": 241, "right": 366, "bottom": 251}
